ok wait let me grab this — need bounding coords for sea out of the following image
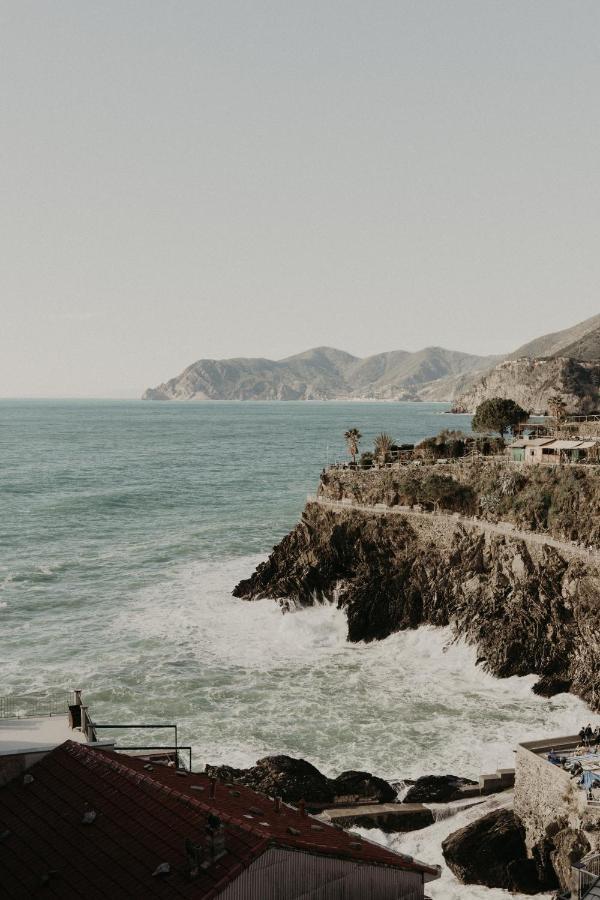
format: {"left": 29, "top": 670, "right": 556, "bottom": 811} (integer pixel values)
{"left": 1, "top": 399, "right": 587, "bottom": 899}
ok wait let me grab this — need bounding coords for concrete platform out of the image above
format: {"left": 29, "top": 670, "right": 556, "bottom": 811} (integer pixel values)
{"left": 0, "top": 715, "right": 87, "bottom": 754}
{"left": 324, "top": 802, "right": 435, "bottom": 833}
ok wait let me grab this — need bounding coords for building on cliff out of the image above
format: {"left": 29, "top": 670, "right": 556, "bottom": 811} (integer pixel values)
{"left": 0, "top": 738, "right": 441, "bottom": 898}
{"left": 515, "top": 734, "right": 600, "bottom": 898}
{"left": 508, "top": 436, "right": 600, "bottom": 465}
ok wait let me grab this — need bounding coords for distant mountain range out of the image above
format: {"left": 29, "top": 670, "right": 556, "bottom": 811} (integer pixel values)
{"left": 143, "top": 312, "right": 600, "bottom": 410}
{"left": 143, "top": 346, "right": 500, "bottom": 402}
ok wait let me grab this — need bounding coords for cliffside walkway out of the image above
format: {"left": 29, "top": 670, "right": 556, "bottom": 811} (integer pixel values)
{"left": 310, "top": 495, "right": 600, "bottom": 566}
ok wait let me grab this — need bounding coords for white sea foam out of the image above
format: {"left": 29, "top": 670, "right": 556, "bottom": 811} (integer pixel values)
{"left": 353, "top": 793, "right": 552, "bottom": 900}
{"left": 108, "top": 554, "right": 589, "bottom": 781}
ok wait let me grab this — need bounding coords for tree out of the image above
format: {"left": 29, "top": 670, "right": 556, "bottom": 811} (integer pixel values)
{"left": 373, "top": 432, "right": 394, "bottom": 464}
{"left": 547, "top": 394, "right": 567, "bottom": 425}
{"left": 471, "top": 398, "right": 528, "bottom": 439}
{"left": 344, "top": 428, "right": 362, "bottom": 464}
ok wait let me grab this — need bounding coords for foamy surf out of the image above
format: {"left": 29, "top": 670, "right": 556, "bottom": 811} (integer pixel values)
{"left": 353, "top": 793, "right": 552, "bottom": 900}
{"left": 102, "top": 553, "right": 589, "bottom": 780}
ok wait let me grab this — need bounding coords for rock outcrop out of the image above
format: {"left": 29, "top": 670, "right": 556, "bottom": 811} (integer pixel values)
{"left": 442, "top": 809, "right": 558, "bottom": 893}
{"left": 234, "top": 462, "right": 600, "bottom": 711}
{"left": 453, "top": 355, "right": 600, "bottom": 414}
{"left": 204, "top": 755, "right": 396, "bottom": 805}
{"left": 403, "top": 775, "right": 477, "bottom": 804}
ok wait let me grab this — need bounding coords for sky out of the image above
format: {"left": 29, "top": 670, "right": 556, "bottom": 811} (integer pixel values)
{"left": 1, "top": 1, "right": 599, "bottom": 398}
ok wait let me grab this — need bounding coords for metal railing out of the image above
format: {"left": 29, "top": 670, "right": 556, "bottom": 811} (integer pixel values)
{"left": 574, "top": 852, "right": 600, "bottom": 898}
{"left": 0, "top": 692, "right": 75, "bottom": 719}
{"left": 91, "top": 723, "right": 191, "bottom": 770}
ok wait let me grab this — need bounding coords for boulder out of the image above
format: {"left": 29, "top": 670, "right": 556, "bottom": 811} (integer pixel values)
{"left": 403, "top": 774, "right": 477, "bottom": 803}
{"left": 548, "top": 826, "right": 591, "bottom": 891}
{"left": 532, "top": 675, "right": 572, "bottom": 698}
{"left": 204, "top": 756, "right": 398, "bottom": 806}
{"left": 332, "top": 770, "right": 397, "bottom": 803}
{"left": 206, "top": 755, "right": 334, "bottom": 803}
{"left": 248, "top": 755, "right": 334, "bottom": 803}
{"left": 442, "top": 808, "right": 557, "bottom": 894}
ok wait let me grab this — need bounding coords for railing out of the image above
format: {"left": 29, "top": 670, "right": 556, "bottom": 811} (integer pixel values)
{"left": 90, "top": 723, "right": 191, "bottom": 770}
{"left": 574, "top": 852, "right": 600, "bottom": 898}
{"left": 0, "top": 692, "right": 75, "bottom": 719}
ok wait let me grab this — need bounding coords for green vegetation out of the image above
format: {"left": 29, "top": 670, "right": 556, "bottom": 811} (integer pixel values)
{"left": 417, "top": 429, "right": 504, "bottom": 460}
{"left": 547, "top": 394, "right": 567, "bottom": 423}
{"left": 409, "top": 472, "right": 475, "bottom": 513}
{"left": 344, "top": 428, "right": 362, "bottom": 464}
{"left": 471, "top": 398, "right": 528, "bottom": 438}
{"left": 373, "top": 432, "right": 394, "bottom": 464}
{"left": 321, "top": 459, "right": 600, "bottom": 545}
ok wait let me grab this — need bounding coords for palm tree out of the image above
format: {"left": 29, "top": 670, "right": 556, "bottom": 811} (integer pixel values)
{"left": 344, "top": 428, "right": 362, "bottom": 464}
{"left": 547, "top": 394, "right": 567, "bottom": 426}
{"left": 374, "top": 432, "right": 394, "bottom": 464}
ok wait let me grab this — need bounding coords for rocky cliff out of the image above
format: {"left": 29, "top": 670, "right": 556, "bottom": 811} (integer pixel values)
{"left": 234, "top": 463, "right": 600, "bottom": 711}
{"left": 454, "top": 356, "right": 600, "bottom": 414}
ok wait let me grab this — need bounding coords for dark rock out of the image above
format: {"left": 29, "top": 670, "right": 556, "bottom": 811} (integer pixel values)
{"left": 442, "top": 809, "right": 558, "bottom": 894}
{"left": 547, "top": 826, "right": 591, "bottom": 891}
{"left": 204, "top": 764, "right": 246, "bottom": 783}
{"left": 403, "top": 775, "right": 477, "bottom": 804}
{"left": 205, "top": 756, "right": 334, "bottom": 803}
{"left": 204, "top": 756, "right": 397, "bottom": 806}
{"left": 332, "top": 770, "right": 397, "bottom": 803}
{"left": 333, "top": 806, "right": 434, "bottom": 833}
{"left": 532, "top": 676, "right": 572, "bottom": 698}
{"left": 233, "top": 486, "right": 600, "bottom": 712}
{"left": 247, "top": 756, "right": 334, "bottom": 803}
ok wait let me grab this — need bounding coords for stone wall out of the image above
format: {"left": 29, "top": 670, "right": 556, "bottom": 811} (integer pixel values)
{"left": 319, "top": 459, "right": 600, "bottom": 549}
{"left": 514, "top": 740, "right": 600, "bottom": 892}
{"left": 514, "top": 743, "right": 586, "bottom": 851}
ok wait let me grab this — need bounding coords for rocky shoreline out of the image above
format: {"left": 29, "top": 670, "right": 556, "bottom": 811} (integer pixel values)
{"left": 233, "top": 462, "right": 600, "bottom": 713}
{"left": 204, "top": 752, "right": 564, "bottom": 894}
{"left": 231, "top": 460, "right": 600, "bottom": 893}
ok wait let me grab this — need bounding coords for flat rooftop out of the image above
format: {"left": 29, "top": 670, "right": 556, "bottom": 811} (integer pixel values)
{"left": 0, "top": 714, "right": 87, "bottom": 754}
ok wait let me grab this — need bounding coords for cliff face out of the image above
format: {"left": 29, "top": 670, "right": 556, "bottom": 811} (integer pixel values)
{"left": 234, "top": 464, "right": 600, "bottom": 711}
{"left": 454, "top": 356, "right": 600, "bottom": 414}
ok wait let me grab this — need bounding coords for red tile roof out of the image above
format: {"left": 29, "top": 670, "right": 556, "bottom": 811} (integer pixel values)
{"left": 0, "top": 741, "right": 437, "bottom": 898}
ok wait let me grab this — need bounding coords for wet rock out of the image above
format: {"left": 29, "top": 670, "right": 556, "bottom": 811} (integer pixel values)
{"left": 403, "top": 775, "right": 477, "bottom": 804}
{"left": 332, "top": 770, "right": 397, "bottom": 803}
{"left": 233, "top": 489, "right": 600, "bottom": 712}
{"left": 207, "top": 755, "right": 334, "bottom": 804}
{"left": 442, "top": 809, "right": 557, "bottom": 894}
{"left": 532, "top": 675, "right": 572, "bottom": 698}
{"left": 204, "top": 757, "right": 397, "bottom": 806}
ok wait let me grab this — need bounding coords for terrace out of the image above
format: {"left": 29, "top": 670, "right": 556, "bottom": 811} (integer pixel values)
{"left": 519, "top": 734, "right": 600, "bottom": 808}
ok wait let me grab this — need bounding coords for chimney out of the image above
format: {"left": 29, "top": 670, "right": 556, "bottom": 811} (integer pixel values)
{"left": 299, "top": 799, "right": 306, "bottom": 817}
{"left": 205, "top": 814, "right": 226, "bottom": 864}
{"left": 209, "top": 778, "right": 217, "bottom": 800}
{"left": 274, "top": 796, "right": 282, "bottom": 813}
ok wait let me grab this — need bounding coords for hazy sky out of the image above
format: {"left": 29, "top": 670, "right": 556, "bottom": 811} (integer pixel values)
{"left": 1, "top": 1, "right": 599, "bottom": 397}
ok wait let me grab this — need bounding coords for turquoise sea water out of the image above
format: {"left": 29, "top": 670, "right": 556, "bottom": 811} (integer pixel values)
{"left": 0, "top": 400, "right": 588, "bottom": 785}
